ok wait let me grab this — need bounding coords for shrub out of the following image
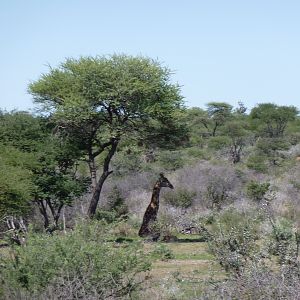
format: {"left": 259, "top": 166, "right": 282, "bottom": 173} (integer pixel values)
{"left": 157, "top": 150, "right": 184, "bottom": 170}
{"left": 95, "top": 186, "right": 128, "bottom": 223}
{"left": 207, "top": 136, "right": 231, "bottom": 150}
{"left": 151, "top": 243, "right": 175, "bottom": 261}
{"left": 148, "top": 214, "right": 178, "bottom": 241}
{"left": 95, "top": 209, "right": 118, "bottom": 223}
{"left": 163, "top": 187, "right": 196, "bottom": 209}
{"left": 246, "top": 154, "right": 268, "bottom": 172}
{"left": 112, "top": 146, "right": 143, "bottom": 176}
{"left": 268, "top": 217, "right": 296, "bottom": 263}
{"left": 106, "top": 185, "right": 128, "bottom": 218}
{"left": 202, "top": 264, "right": 300, "bottom": 300}
{"left": 0, "top": 221, "right": 150, "bottom": 299}
{"left": 205, "top": 180, "right": 230, "bottom": 210}
{"left": 246, "top": 181, "right": 270, "bottom": 202}
{"left": 208, "top": 208, "right": 261, "bottom": 275}
{"left": 186, "top": 147, "right": 211, "bottom": 160}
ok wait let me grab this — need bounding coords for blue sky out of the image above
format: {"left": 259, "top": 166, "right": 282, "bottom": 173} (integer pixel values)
{"left": 1, "top": 0, "right": 300, "bottom": 112}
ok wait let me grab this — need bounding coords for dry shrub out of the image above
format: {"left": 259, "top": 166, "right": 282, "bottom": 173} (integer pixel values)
{"left": 202, "top": 264, "right": 300, "bottom": 300}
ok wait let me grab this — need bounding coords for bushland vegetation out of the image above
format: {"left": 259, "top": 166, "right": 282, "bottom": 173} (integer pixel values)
{"left": 1, "top": 54, "right": 300, "bottom": 299}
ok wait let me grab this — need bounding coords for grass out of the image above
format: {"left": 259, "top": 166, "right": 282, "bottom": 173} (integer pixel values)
{"left": 140, "top": 239, "right": 226, "bottom": 299}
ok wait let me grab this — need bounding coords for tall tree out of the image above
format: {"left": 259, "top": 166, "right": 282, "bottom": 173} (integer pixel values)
{"left": 29, "top": 55, "right": 184, "bottom": 217}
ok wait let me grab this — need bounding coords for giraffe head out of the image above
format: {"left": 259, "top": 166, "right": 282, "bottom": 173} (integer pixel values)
{"left": 158, "top": 173, "right": 174, "bottom": 189}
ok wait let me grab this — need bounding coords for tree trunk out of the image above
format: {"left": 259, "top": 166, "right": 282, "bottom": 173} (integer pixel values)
{"left": 37, "top": 200, "right": 50, "bottom": 229}
{"left": 87, "top": 138, "right": 119, "bottom": 217}
{"left": 88, "top": 155, "right": 97, "bottom": 191}
{"left": 87, "top": 171, "right": 112, "bottom": 217}
{"left": 212, "top": 122, "right": 218, "bottom": 136}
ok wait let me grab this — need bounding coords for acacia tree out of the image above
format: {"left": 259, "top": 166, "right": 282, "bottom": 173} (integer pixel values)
{"left": 223, "top": 120, "right": 250, "bottom": 163}
{"left": 250, "top": 103, "right": 298, "bottom": 138}
{"left": 29, "top": 55, "right": 184, "bottom": 217}
{"left": 195, "top": 102, "right": 233, "bottom": 137}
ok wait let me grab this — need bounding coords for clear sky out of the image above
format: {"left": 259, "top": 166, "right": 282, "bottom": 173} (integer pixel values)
{"left": 1, "top": 0, "right": 300, "bottom": 112}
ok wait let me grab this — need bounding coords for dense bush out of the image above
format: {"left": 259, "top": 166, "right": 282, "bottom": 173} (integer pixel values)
{"left": 157, "top": 150, "right": 184, "bottom": 170}
{"left": 246, "top": 154, "right": 268, "bottom": 172}
{"left": 207, "top": 208, "right": 261, "bottom": 274}
{"left": 204, "top": 209, "right": 300, "bottom": 299}
{"left": 112, "top": 147, "right": 143, "bottom": 176}
{"left": 205, "top": 179, "right": 231, "bottom": 210}
{"left": 0, "top": 221, "right": 150, "bottom": 299}
{"left": 268, "top": 217, "right": 296, "bottom": 263}
{"left": 95, "top": 186, "right": 129, "bottom": 223}
{"left": 207, "top": 136, "right": 231, "bottom": 150}
{"left": 163, "top": 187, "right": 196, "bottom": 209}
{"left": 202, "top": 264, "right": 300, "bottom": 300}
{"left": 246, "top": 181, "right": 270, "bottom": 202}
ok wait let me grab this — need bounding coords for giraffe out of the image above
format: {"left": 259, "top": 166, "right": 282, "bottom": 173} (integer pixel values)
{"left": 138, "top": 173, "right": 174, "bottom": 238}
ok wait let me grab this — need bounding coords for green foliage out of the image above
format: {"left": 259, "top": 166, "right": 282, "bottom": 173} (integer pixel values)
{"left": 250, "top": 103, "right": 298, "bottom": 138}
{"left": 246, "top": 181, "right": 270, "bottom": 202}
{"left": 95, "top": 209, "right": 119, "bottom": 223}
{"left": 29, "top": 55, "right": 186, "bottom": 216}
{"left": 0, "top": 110, "right": 47, "bottom": 152}
{"left": 247, "top": 137, "right": 290, "bottom": 171}
{"left": 249, "top": 137, "right": 290, "bottom": 168}
{"left": 208, "top": 209, "right": 261, "bottom": 274}
{"left": 268, "top": 218, "right": 296, "bottom": 263}
{"left": 113, "top": 146, "right": 143, "bottom": 176}
{"left": 183, "top": 107, "right": 210, "bottom": 145}
{"left": 0, "top": 221, "right": 150, "bottom": 299}
{"left": 185, "top": 147, "right": 211, "bottom": 160}
{"left": 140, "top": 110, "right": 189, "bottom": 149}
{"left": 107, "top": 185, "right": 128, "bottom": 217}
{"left": 95, "top": 186, "right": 128, "bottom": 223}
{"left": 207, "top": 136, "right": 231, "bottom": 150}
{"left": 0, "top": 110, "right": 86, "bottom": 227}
{"left": 163, "top": 188, "right": 195, "bottom": 209}
{"left": 206, "top": 102, "right": 233, "bottom": 136}
{"left": 151, "top": 243, "right": 175, "bottom": 261}
{"left": 157, "top": 150, "right": 184, "bottom": 170}
{"left": 246, "top": 153, "right": 268, "bottom": 172}
{"left": 29, "top": 55, "right": 184, "bottom": 142}
{"left": 0, "top": 145, "right": 34, "bottom": 218}
{"left": 32, "top": 136, "right": 89, "bottom": 228}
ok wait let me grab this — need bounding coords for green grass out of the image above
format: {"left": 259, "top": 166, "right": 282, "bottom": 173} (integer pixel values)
{"left": 137, "top": 239, "right": 228, "bottom": 299}
{"left": 165, "top": 241, "right": 214, "bottom": 260}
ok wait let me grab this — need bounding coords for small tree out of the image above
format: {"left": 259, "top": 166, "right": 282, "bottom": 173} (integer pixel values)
{"left": 0, "top": 111, "right": 87, "bottom": 231}
{"left": 32, "top": 137, "right": 88, "bottom": 230}
{"left": 206, "top": 102, "right": 233, "bottom": 136}
{"left": 224, "top": 120, "right": 250, "bottom": 163}
{"left": 250, "top": 103, "right": 298, "bottom": 138}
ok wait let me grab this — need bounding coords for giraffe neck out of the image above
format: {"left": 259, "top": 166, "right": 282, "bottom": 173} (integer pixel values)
{"left": 151, "top": 182, "right": 161, "bottom": 206}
